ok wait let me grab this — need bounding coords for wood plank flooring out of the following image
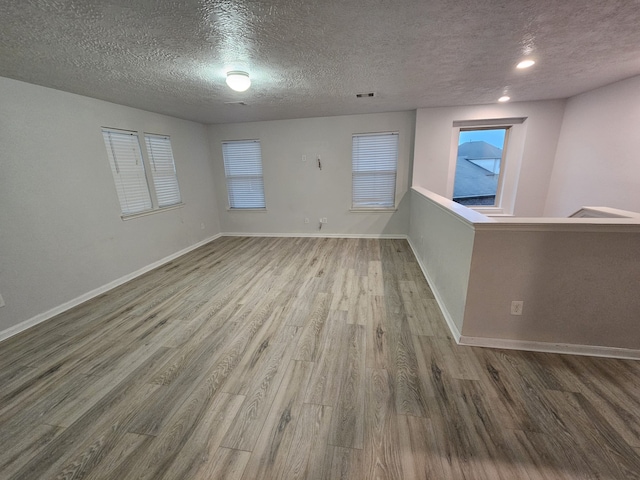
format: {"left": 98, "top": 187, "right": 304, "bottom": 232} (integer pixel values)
{"left": 1, "top": 236, "right": 640, "bottom": 479}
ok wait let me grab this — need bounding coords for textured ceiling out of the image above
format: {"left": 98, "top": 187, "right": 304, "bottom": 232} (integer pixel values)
{"left": 2, "top": 0, "right": 640, "bottom": 124}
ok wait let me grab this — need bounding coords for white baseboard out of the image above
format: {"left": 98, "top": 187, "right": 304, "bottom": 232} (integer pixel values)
{"left": 222, "top": 232, "right": 408, "bottom": 239}
{"left": 0, "top": 232, "right": 404, "bottom": 343}
{"left": 5, "top": 232, "right": 639, "bottom": 362}
{"left": 0, "top": 233, "right": 223, "bottom": 343}
{"left": 406, "top": 236, "right": 462, "bottom": 342}
{"left": 459, "top": 335, "right": 640, "bottom": 361}
{"left": 405, "top": 235, "right": 640, "bottom": 360}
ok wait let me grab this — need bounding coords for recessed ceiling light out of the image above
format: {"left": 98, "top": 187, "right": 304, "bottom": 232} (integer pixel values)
{"left": 498, "top": 95, "right": 511, "bottom": 102}
{"left": 226, "top": 71, "right": 251, "bottom": 92}
{"left": 516, "top": 59, "right": 535, "bottom": 69}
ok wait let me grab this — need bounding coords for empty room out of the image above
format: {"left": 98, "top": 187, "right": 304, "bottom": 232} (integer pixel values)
{"left": 2, "top": 1, "right": 640, "bottom": 479}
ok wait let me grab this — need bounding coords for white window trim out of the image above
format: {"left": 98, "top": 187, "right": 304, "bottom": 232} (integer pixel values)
{"left": 222, "top": 139, "right": 266, "bottom": 210}
{"left": 144, "top": 133, "right": 182, "bottom": 208}
{"left": 121, "top": 202, "right": 184, "bottom": 220}
{"left": 226, "top": 208, "right": 267, "bottom": 212}
{"left": 351, "top": 131, "right": 399, "bottom": 210}
{"left": 121, "top": 202, "right": 185, "bottom": 220}
{"left": 349, "top": 207, "right": 397, "bottom": 213}
{"left": 446, "top": 118, "right": 526, "bottom": 215}
{"left": 102, "top": 127, "right": 184, "bottom": 220}
{"left": 102, "top": 127, "right": 153, "bottom": 216}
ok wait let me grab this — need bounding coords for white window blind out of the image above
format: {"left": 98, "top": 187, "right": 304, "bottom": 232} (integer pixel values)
{"left": 352, "top": 132, "right": 398, "bottom": 209}
{"left": 102, "top": 129, "right": 152, "bottom": 215}
{"left": 144, "top": 134, "right": 182, "bottom": 207}
{"left": 222, "top": 140, "right": 266, "bottom": 209}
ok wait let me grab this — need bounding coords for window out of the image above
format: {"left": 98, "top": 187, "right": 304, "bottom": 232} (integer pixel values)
{"left": 448, "top": 117, "right": 526, "bottom": 215}
{"left": 453, "top": 127, "right": 509, "bottom": 207}
{"left": 222, "top": 140, "right": 266, "bottom": 209}
{"left": 102, "top": 129, "right": 152, "bottom": 215}
{"left": 102, "top": 128, "right": 182, "bottom": 217}
{"left": 144, "top": 134, "right": 181, "bottom": 207}
{"left": 352, "top": 132, "right": 398, "bottom": 209}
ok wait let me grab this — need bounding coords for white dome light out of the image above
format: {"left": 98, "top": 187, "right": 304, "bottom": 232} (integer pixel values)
{"left": 517, "top": 59, "right": 535, "bottom": 69}
{"left": 226, "top": 71, "right": 251, "bottom": 92}
{"left": 498, "top": 95, "right": 511, "bottom": 102}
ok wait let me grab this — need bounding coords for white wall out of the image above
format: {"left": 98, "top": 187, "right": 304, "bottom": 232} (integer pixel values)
{"left": 209, "top": 112, "right": 415, "bottom": 236}
{"left": 408, "top": 188, "right": 477, "bottom": 335}
{"left": 0, "top": 77, "right": 221, "bottom": 334}
{"left": 545, "top": 75, "right": 640, "bottom": 217}
{"left": 413, "top": 100, "right": 566, "bottom": 217}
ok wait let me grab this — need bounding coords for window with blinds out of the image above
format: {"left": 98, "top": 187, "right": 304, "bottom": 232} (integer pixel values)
{"left": 102, "top": 129, "right": 153, "bottom": 215}
{"left": 144, "top": 134, "right": 182, "bottom": 208}
{"left": 222, "top": 140, "right": 266, "bottom": 209}
{"left": 352, "top": 132, "right": 398, "bottom": 209}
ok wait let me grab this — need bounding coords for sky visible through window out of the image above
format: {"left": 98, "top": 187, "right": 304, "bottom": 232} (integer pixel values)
{"left": 458, "top": 129, "right": 505, "bottom": 148}
{"left": 453, "top": 128, "right": 507, "bottom": 206}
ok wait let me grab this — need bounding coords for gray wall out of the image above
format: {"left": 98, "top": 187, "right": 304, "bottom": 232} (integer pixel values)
{"left": 6, "top": 70, "right": 640, "bottom": 350}
{"left": 0, "top": 77, "right": 221, "bottom": 334}
{"left": 209, "top": 112, "right": 415, "bottom": 236}
{"left": 409, "top": 187, "right": 640, "bottom": 352}
{"left": 464, "top": 227, "right": 640, "bottom": 350}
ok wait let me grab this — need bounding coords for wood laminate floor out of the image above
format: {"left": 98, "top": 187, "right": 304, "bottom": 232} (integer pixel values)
{"left": 1, "top": 237, "right": 640, "bottom": 479}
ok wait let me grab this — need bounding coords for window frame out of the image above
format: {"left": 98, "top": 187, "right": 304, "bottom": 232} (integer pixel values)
{"left": 221, "top": 139, "right": 267, "bottom": 210}
{"left": 447, "top": 118, "right": 526, "bottom": 215}
{"left": 351, "top": 131, "right": 399, "bottom": 212}
{"left": 101, "top": 127, "right": 184, "bottom": 219}
{"left": 452, "top": 126, "right": 510, "bottom": 209}
{"left": 102, "top": 128, "right": 153, "bottom": 217}
{"left": 144, "top": 133, "right": 182, "bottom": 208}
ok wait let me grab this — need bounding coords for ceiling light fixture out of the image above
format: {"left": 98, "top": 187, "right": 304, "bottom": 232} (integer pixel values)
{"left": 498, "top": 95, "right": 511, "bottom": 102}
{"left": 226, "top": 71, "right": 251, "bottom": 92}
{"left": 516, "top": 59, "right": 535, "bottom": 69}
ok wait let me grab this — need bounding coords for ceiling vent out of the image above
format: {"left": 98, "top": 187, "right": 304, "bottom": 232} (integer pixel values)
{"left": 224, "top": 101, "right": 248, "bottom": 106}
{"left": 356, "top": 92, "right": 375, "bottom": 98}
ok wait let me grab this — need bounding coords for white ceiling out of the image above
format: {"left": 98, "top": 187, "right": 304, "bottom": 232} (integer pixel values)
{"left": 2, "top": 0, "right": 640, "bottom": 124}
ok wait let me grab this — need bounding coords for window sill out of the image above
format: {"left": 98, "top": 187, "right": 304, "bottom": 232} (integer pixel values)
{"left": 469, "top": 206, "right": 506, "bottom": 216}
{"left": 226, "top": 208, "right": 268, "bottom": 212}
{"left": 350, "top": 207, "right": 397, "bottom": 213}
{"left": 121, "top": 203, "right": 184, "bottom": 221}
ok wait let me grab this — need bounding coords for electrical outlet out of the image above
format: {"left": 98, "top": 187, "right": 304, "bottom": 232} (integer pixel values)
{"left": 510, "top": 300, "right": 523, "bottom": 316}
{"left": 304, "top": 217, "right": 309, "bottom": 224}
{"left": 0, "top": 294, "right": 5, "bottom": 308}
{"left": 302, "top": 154, "right": 307, "bottom": 162}
{"left": 322, "top": 217, "right": 327, "bottom": 224}
{"left": 200, "top": 223, "right": 205, "bottom": 230}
